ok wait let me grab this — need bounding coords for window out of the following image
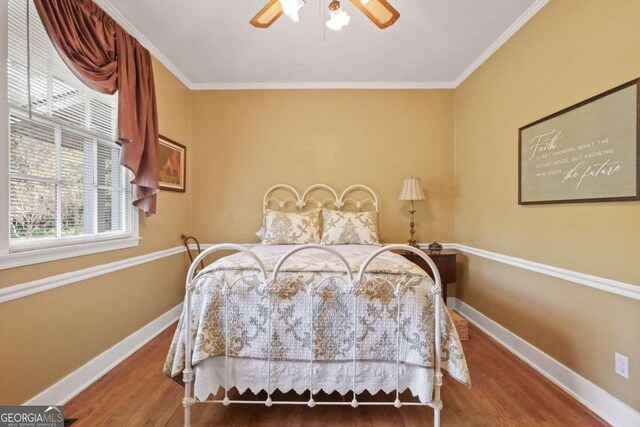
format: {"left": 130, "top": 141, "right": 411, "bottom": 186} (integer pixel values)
{"left": 0, "top": 0, "right": 137, "bottom": 267}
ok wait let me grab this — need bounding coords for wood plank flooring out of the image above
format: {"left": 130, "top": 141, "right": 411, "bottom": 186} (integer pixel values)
{"left": 64, "top": 322, "right": 607, "bottom": 426}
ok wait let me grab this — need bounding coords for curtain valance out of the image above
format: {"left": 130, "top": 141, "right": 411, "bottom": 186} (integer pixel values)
{"left": 34, "top": 0, "right": 159, "bottom": 215}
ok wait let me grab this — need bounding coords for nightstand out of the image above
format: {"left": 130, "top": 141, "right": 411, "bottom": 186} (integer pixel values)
{"left": 397, "top": 249, "right": 457, "bottom": 305}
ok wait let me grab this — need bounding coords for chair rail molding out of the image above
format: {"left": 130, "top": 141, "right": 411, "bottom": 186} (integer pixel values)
{"left": 440, "top": 243, "right": 640, "bottom": 301}
{"left": 197, "top": 242, "right": 639, "bottom": 300}
{"left": 2, "top": 241, "right": 637, "bottom": 305}
{"left": 0, "top": 245, "right": 186, "bottom": 304}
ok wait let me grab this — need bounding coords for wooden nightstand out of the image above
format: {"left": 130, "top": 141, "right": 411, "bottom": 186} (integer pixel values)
{"left": 397, "top": 249, "right": 457, "bottom": 305}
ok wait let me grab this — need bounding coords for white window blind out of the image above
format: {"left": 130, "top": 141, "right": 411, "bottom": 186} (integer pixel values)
{"left": 7, "top": 0, "right": 132, "bottom": 250}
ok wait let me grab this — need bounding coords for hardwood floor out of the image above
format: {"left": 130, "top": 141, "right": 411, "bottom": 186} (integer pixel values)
{"left": 65, "top": 322, "right": 607, "bottom": 426}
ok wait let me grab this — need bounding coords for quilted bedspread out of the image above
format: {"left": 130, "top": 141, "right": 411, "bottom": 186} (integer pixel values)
{"left": 164, "top": 245, "right": 471, "bottom": 386}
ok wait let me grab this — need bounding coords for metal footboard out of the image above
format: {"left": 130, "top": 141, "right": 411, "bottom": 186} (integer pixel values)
{"left": 181, "top": 244, "right": 443, "bottom": 427}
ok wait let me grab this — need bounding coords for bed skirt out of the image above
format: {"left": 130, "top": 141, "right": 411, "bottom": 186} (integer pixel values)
{"left": 194, "top": 356, "right": 435, "bottom": 403}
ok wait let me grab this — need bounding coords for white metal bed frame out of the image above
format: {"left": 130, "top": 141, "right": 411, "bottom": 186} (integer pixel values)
{"left": 180, "top": 184, "right": 444, "bottom": 427}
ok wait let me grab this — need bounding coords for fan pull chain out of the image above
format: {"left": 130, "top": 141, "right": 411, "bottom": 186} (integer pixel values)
{"left": 323, "top": 0, "right": 327, "bottom": 42}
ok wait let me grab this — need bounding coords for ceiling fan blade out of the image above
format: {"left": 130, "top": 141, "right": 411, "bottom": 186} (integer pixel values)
{"left": 350, "top": 0, "right": 400, "bottom": 29}
{"left": 250, "top": 0, "right": 284, "bottom": 28}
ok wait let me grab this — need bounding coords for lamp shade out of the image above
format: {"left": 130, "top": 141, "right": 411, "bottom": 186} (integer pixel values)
{"left": 398, "top": 177, "right": 426, "bottom": 201}
{"left": 280, "top": 0, "right": 305, "bottom": 22}
{"left": 326, "top": 1, "right": 350, "bottom": 31}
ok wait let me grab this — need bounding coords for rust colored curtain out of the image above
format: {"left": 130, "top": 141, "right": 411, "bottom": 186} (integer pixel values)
{"left": 34, "top": 0, "right": 159, "bottom": 216}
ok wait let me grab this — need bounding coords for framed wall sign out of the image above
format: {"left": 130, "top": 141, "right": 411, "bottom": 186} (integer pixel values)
{"left": 519, "top": 79, "right": 639, "bottom": 205}
{"left": 158, "top": 135, "right": 186, "bottom": 192}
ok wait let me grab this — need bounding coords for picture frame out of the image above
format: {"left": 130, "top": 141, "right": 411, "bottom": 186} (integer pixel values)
{"left": 158, "top": 135, "right": 186, "bottom": 193}
{"left": 518, "top": 79, "right": 639, "bottom": 205}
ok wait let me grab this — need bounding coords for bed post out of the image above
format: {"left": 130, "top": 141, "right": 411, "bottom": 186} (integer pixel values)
{"left": 357, "top": 244, "right": 444, "bottom": 427}
{"left": 181, "top": 244, "right": 268, "bottom": 427}
{"left": 183, "top": 279, "right": 194, "bottom": 427}
{"left": 432, "top": 278, "right": 443, "bottom": 427}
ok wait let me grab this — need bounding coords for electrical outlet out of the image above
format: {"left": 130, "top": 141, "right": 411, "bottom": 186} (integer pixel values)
{"left": 615, "top": 353, "right": 629, "bottom": 379}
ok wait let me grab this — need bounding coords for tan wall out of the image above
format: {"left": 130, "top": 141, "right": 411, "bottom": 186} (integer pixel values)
{"left": 4, "top": 0, "right": 640, "bottom": 412}
{"left": 190, "top": 90, "right": 455, "bottom": 245}
{"left": 454, "top": 0, "right": 640, "bottom": 410}
{"left": 0, "top": 58, "right": 192, "bottom": 404}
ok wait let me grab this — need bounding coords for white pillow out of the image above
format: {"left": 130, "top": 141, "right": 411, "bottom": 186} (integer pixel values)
{"left": 262, "top": 209, "right": 321, "bottom": 245}
{"left": 320, "top": 209, "right": 380, "bottom": 245}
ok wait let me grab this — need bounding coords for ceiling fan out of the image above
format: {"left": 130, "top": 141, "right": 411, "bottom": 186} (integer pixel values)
{"left": 250, "top": 0, "right": 400, "bottom": 31}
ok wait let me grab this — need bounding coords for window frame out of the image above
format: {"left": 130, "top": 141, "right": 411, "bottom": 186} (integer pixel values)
{"left": 0, "top": 2, "right": 139, "bottom": 271}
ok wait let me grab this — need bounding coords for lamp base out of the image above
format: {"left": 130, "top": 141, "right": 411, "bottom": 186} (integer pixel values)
{"left": 407, "top": 207, "right": 418, "bottom": 248}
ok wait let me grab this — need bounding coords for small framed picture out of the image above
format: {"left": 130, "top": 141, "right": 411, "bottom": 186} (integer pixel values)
{"left": 158, "top": 135, "right": 186, "bottom": 192}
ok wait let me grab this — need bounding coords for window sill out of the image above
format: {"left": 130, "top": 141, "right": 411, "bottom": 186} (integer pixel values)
{"left": 0, "top": 235, "right": 141, "bottom": 270}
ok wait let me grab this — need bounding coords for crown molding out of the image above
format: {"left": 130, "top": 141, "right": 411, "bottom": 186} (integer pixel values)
{"left": 93, "top": 0, "right": 195, "bottom": 89}
{"left": 451, "top": 0, "right": 550, "bottom": 87}
{"left": 94, "top": 0, "right": 549, "bottom": 91}
{"left": 189, "top": 82, "right": 456, "bottom": 90}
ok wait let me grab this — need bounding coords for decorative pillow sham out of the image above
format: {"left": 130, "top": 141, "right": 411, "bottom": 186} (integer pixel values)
{"left": 320, "top": 209, "right": 380, "bottom": 245}
{"left": 262, "top": 209, "right": 321, "bottom": 245}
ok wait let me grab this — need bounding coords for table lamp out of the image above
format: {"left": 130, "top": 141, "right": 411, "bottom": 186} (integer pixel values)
{"left": 398, "top": 177, "right": 426, "bottom": 247}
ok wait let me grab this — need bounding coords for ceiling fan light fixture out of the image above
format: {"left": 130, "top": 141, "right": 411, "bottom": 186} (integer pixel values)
{"left": 326, "top": 0, "right": 351, "bottom": 31}
{"left": 280, "top": 0, "right": 305, "bottom": 22}
{"left": 250, "top": 0, "right": 398, "bottom": 30}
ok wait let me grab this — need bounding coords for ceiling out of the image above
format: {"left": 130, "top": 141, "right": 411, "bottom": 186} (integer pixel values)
{"left": 95, "top": 0, "right": 547, "bottom": 89}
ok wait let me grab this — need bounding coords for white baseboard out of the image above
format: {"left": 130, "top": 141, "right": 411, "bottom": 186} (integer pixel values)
{"left": 25, "top": 303, "right": 183, "bottom": 406}
{"left": 452, "top": 298, "right": 640, "bottom": 427}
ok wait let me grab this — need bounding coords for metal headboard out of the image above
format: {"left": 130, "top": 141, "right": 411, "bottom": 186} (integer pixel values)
{"left": 263, "top": 184, "right": 379, "bottom": 214}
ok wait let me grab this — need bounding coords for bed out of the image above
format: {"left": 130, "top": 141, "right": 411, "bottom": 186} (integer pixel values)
{"left": 165, "top": 184, "right": 470, "bottom": 427}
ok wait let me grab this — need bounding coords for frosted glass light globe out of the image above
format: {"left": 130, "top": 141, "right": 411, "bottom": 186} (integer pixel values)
{"left": 326, "top": 8, "right": 351, "bottom": 31}
{"left": 280, "top": 0, "right": 305, "bottom": 22}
